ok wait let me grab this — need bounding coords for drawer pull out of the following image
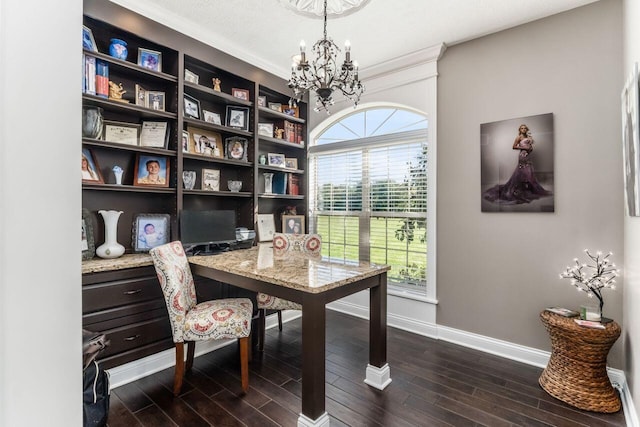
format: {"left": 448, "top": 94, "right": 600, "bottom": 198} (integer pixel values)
{"left": 123, "top": 289, "right": 142, "bottom": 295}
{"left": 123, "top": 335, "right": 141, "bottom": 341}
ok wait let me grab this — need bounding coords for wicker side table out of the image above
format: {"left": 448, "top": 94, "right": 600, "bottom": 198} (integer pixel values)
{"left": 539, "top": 310, "right": 621, "bottom": 413}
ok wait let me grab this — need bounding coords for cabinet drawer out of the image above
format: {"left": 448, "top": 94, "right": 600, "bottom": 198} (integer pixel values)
{"left": 96, "top": 316, "right": 172, "bottom": 359}
{"left": 83, "top": 275, "right": 163, "bottom": 313}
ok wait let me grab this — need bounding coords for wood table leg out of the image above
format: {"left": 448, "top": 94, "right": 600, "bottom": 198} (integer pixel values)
{"left": 365, "top": 272, "right": 391, "bottom": 390}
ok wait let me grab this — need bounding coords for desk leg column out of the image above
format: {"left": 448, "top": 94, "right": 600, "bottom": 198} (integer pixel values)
{"left": 298, "top": 298, "right": 329, "bottom": 427}
{"left": 365, "top": 272, "right": 391, "bottom": 390}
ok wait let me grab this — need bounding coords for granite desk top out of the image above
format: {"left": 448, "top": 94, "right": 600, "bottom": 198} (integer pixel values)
{"left": 189, "top": 244, "right": 390, "bottom": 294}
{"left": 82, "top": 253, "right": 153, "bottom": 274}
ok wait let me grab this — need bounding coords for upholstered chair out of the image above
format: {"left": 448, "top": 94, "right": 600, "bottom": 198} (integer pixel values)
{"left": 150, "top": 241, "right": 253, "bottom": 395}
{"left": 257, "top": 233, "right": 321, "bottom": 351}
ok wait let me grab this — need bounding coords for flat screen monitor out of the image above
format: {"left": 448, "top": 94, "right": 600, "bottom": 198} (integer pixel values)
{"left": 180, "top": 210, "right": 237, "bottom": 252}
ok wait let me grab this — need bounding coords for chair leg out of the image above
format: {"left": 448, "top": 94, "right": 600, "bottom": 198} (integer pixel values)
{"left": 173, "top": 342, "right": 185, "bottom": 396}
{"left": 258, "top": 309, "right": 266, "bottom": 352}
{"left": 277, "top": 310, "right": 283, "bottom": 331}
{"left": 185, "top": 341, "right": 195, "bottom": 373}
{"left": 239, "top": 336, "right": 249, "bottom": 393}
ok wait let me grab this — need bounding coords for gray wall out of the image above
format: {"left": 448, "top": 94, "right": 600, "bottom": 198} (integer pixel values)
{"left": 438, "top": 0, "right": 625, "bottom": 366}
{"left": 623, "top": 0, "right": 640, "bottom": 412}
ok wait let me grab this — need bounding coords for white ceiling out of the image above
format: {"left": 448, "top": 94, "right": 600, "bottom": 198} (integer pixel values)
{"left": 109, "top": 0, "right": 599, "bottom": 79}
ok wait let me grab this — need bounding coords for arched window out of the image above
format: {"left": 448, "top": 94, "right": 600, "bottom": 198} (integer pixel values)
{"left": 309, "top": 106, "right": 430, "bottom": 293}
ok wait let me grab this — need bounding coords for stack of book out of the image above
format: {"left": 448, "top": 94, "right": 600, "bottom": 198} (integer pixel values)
{"left": 83, "top": 55, "right": 109, "bottom": 98}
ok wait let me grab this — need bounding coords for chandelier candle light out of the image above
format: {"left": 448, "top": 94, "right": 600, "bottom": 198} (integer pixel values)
{"left": 288, "top": 0, "right": 364, "bottom": 113}
{"left": 559, "top": 249, "right": 619, "bottom": 322}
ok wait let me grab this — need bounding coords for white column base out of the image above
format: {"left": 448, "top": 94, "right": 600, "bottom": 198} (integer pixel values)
{"left": 364, "top": 363, "right": 392, "bottom": 390}
{"left": 297, "top": 412, "right": 330, "bottom": 427}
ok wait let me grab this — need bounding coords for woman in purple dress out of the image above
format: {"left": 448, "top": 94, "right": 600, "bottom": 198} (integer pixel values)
{"left": 483, "top": 124, "right": 552, "bottom": 205}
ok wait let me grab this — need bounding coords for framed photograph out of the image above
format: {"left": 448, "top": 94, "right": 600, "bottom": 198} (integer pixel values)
{"left": 268, "top": 152, "right": 285, "bottom": 167}
{"left": 268, "top": 102, "right": 282, "bottom": 112}
{"left": 232, "top": 88, "right": 250, "bottom": 101}
{"left": 187, "top": 126, "right": 223, "bottom": 157}
{"left": 258, "top": 122, "right": 274, "bottom": 137}
{"left": 282, "top": 215, "right": 305, "bottom": 234}
{"left": 226, "top": 105, "right": 250, "bottom": 131}
{"left": 104, "top": 120, "right": 140, "bottom": 146}
{"left": 256, "top": 213, "right": 276, "bottom": 242}
{"left": 82, "top": 208, "right": 95, "bottom": 260}
{"left": 132, "top": 213, "right": 170, "bottom": 252}
{"left": 622, "top": 63, "right": 640, "bottom": 217}
{"left": 147, "top": 91, "right": 165, "bottom": 111}
{"left": 184, "top": 69, "right": 199, "bottom": 84}
{"left": 133, "top": 154, "right": 170, "bottom": 187}
{"left": 138, "top": 48, "right": 162, "bottom": 72}
{"left": 225, "top": 136, "right": 248, "bottom": 162}
{"left": 181, "top": 130, "right": 190, "bottom": 153}
{"left": 139, "top": 121, "right": 168, "bottom": 148}
{"left": 203, "top": 110, "right": 222, "bottom": 125}
{"left": 282, "top": 105, "right": 299, "bottom": 118}
{"left": 134, "top": 84, "right": 147, "bottom": 107}
{"left": 184, "top": 94, "right": 201, "bottom": 119}
{"left": 82, "top": 148, "right": 104, "bottom": 183}
{"left": 82, "top": 25, "right": 98, "bottom": 52}
{"left": 284, "top": 157, "right": 298, "bottom": 169}
{"left": 258, "top": 96, "right": 267, "bottom": 107}
{"left": 202, "top": 168, "right": 220, "bottom": 191}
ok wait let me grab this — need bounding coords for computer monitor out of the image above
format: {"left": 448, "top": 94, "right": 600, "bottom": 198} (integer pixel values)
{"left": 180, "top": 209, "right": 237, "bottom": 253}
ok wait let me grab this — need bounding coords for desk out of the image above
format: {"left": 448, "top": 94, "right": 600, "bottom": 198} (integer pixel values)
{"left": 189, "top": 246, "right": 391, "bottom": 427}
{"left": 539, "top": 310, "right": 621, "bottom": 413}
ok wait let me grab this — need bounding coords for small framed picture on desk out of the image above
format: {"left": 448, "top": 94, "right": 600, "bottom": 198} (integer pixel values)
{"left": 256, "top": 214, "right": 275, "bottom": 242}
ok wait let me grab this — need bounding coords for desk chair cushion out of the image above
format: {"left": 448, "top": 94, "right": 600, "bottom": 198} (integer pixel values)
{"left": 184, "top": 298, "right": 252, "bottom": 341}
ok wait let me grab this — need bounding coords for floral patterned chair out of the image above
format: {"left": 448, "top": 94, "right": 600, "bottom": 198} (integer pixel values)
{"left": 150, "top": 241, "right": 253, "bottom": 395}
{"left": 257, "top": 233, "right": 322, "bottom": 351}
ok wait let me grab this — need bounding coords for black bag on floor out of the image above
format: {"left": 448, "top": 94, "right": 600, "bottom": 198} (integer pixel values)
{"left": 83, "top": 330, "right": 110, "bottom": 427}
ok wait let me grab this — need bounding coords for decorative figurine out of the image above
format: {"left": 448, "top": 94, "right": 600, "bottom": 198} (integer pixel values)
{"left": 274, "top": 126, "right": 285, "bottom": 139}
{"left": 108, "top": 81, "right": 129, "bottom": 103}
{"left": 212, "top": 78, "right": 221, "bottom": 92}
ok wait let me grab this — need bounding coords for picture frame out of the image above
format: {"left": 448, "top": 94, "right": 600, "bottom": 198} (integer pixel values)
{"left": 82, "top": 148, "right": 104, "bottom": 183}
{"left": 134, "top": 84, "right": 147, "bottom": 107}
{"left": 622, "top": 62, "right": 640, "bottom": 217}
{"left": 82, "top": 208, "right": 95, "bottom": 260}
{"left": 187, "top": 126, "right": 223, "bottom": 158}
{"left": 284, "top": 157, "right": 298, "bottom": 170}
{"left": 256, "top": 213, "right": 276, "bottom": 242}
{"left": 138, "top": 48, "right": 162, "bottom": 72}
{"left": 268, "top": 152, "right": 285, "bottom": 167}
{"left": 203, "top": 110, "right": 222, "bottom": 125}
{"left": 139, "top": 121, "right": 168, "bottom": 148}
{"left": 181, "top": 130, "right": 190, "bottom": 153}
{"left": 132, "top": 213, "right": 170, "bottom": 252}
{"left": 184, "top": 94, "right": 201, "bottom": 119}
{"left": 225, "top": 136, "right": 248, "bottom": 162}
{"left": 201, "top": 168, "right": 220, "bottom": 191}
{"left": 147, "top": 91, "right": 165, "bottom": 111}
{"left": 258, "top": 96, "right": 267, "bottom": 107}
{"left": 226, "top": 105, "right": 250, "bottom": 131}
{"left": 258, "top": 122, "right": 274, "bottom": 137}
{"left": 103, "top": 120, "right": 140, "bottom": 146}
{"left": 82, "top": 25, "right": 98, "bottom": 52}
{"left": 232, "top": 88, "right": 250, "bottom": 101}
{"left": 282, "top": 215, "right": 305, "bottom": 234}
{"left": 184, "top": 69, "right": 199, "bottom": 84}
{"left": 282, "top": 105, "right": 299, "bottom": 118}
{"left": 133, "top": 154, "right": 170, "bottom": 187}
{"left": 268, "top": 102, "right": 282, "bottom": 112}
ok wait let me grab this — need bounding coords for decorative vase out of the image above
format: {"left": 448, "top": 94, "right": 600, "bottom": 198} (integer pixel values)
{"left": 259, "top": 154, "right": 267, "bottom": 165}
{"left": 264, "top": 173, "right": 274, "bottom": 194}
{"left": 96, "top": 210, "right": 125, "bottom": 259}
{"left": 113, "top": 166, "right": 123, "bottom": 185}
{"left": 82, "top": 106, "right": 103, "bottom": 139}
{"left": 109, "top": 39, "right": 128, "bottom": 60}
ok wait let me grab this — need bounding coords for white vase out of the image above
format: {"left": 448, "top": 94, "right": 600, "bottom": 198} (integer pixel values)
{"left": 96, "top": 210, "right": 125, "bottom": 259}
{"left": 264, "top": 173, "right": 274, "bottom": 194}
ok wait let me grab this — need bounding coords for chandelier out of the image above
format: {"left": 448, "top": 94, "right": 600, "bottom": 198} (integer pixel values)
{"left": 287, "top": 0, "right": 364, "bottom": 113}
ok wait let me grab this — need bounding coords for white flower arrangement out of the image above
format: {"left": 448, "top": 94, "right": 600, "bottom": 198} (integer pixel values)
{"left": 559, "top": 249, "right": 619, "bottom": 319}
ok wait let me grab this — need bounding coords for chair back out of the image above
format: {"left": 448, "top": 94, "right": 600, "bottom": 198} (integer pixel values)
{"left": 272, "top": 233, "right": 322, "bottom": 257}
{"left": 149, "top": 241, "right": 197, "bottom": 342}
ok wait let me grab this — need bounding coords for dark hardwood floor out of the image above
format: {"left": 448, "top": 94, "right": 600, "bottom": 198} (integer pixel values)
{"left": 106, "top": 310, "right": 626, "bottom": 426}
